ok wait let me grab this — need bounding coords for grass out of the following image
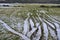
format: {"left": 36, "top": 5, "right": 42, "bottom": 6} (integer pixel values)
{"left": 0, "top": 4, "right": 60, "bottom": 16}
{"left": 0, "top": 4, "right": 60, "bottom": 26}
{"left": 0, "top": 4, "right": 60, "bottom": 40}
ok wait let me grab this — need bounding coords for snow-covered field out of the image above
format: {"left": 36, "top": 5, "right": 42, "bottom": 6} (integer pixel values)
{"left": 0, "top": 4, "right": 60, "bottom": 40}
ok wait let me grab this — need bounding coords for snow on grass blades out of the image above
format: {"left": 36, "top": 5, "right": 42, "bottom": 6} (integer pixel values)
{"left": 0, "top": 9, "right": 60, "bottom": 40}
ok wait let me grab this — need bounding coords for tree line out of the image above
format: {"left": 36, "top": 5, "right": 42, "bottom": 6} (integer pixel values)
{"left": 0, "top": 0, "right": 60, "bottom": 4}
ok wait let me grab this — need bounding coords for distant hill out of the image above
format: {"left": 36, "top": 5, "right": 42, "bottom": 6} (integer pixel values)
{"left": 0, "top": 0, "right": 60, "bottom": 4}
